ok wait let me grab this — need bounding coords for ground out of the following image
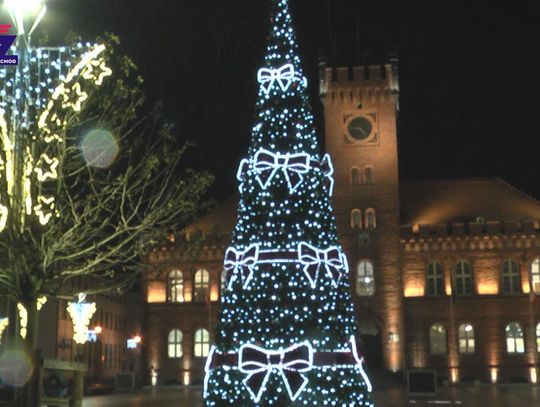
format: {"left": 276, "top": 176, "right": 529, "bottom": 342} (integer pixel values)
{"left": 81, "top": 384, "right": 540, "bottom": 407}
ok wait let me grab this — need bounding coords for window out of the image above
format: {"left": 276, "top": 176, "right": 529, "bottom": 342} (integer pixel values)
{"left": 358, "top": 233, "right": 370, "bottom": 248}
{"left": 193, "top": 269, "right": 209, "bottom": 302}
{"left": 531, "top": 258, "right": 540, "bottom": 294}
{"left": 426, "top": 262, "right": 445, "bottom": 296}
{"left": 350, "top": 167, "right": 360, "bottom": 185}
{"left": 167, "top": 270, "right": 184, "bottom": 303}
{"left": 168, "top": 329, "right": 183, "bottom": 358}
{"left": 429, "top": 324, "right": 447, "bottom": 355}
{"left": 364, "top": 166, "right": 374, "bottom": 185}
{"left": 104, "top": 344, "right": 112, "bottom": 368}
{"left": 454, "top": 261, "right": 473, "bottom": 295}
{"left": 351, "top": 209, "right": 362, "bottom": 229}
{"left": 356, "top": 260, "right": 375, "bottom": 296}
{"left": 194, "top": 328, "right": 210, "bottom": 357}
{"left": 502, "top": 259, "right": 521, "bottom": 294}
{"left": 221, "top": 270, "right": 227, "bottom": 294}
{"left": 506, "top": 322, "right": 525, "bottom": 353}
{"left": 536, "top": 323, "right": 540, "bottom": 352}
{"left": 365, "top": 208, "right": 376, "bottom": 229}
{"left": 458, "top": 324, "right": 475, "bottom": 354}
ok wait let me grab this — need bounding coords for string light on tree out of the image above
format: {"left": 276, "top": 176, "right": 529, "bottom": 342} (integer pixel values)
{"left": 204, "top": 0, "right": 374, "bottom": 405}
{"left": 1, "top": 41, "right": 112, "bottom": 231}
{"left": 16, "top": 296, "right": 47, "bottom": 339}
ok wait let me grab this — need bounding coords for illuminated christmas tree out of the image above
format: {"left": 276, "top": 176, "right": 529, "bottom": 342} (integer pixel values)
{"left": 203, "top": 0, "right": 374, "bottom": 405}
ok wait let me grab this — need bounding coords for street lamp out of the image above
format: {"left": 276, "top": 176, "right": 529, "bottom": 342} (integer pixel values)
{"left": 4, "top": 0, "right": 46, "bottom": 40}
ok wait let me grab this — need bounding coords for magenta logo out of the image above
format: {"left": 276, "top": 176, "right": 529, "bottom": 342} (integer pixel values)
{"left": 0, "top": 24, "right": 18, "bottom": 66}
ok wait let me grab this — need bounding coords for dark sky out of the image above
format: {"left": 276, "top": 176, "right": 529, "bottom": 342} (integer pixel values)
{"left": 7, "top": 0, "right": 540, "bottom": 200}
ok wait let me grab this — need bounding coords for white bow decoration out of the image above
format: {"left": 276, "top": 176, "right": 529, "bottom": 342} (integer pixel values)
{"left": 257, "top": 63, "right": 296, "bottom": 94}
{"left": 253, "top": 149, "right": 310, "bottom": 193}
{"left": 238, "top": 341, "right": 313, "bottom": 402}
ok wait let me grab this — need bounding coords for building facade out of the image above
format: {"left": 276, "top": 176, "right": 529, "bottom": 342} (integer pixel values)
{"left": 143, "top": 61, "right": 540, "bottom": 386}
{"left": 0, "top": 280, "right": 142, "bottom": 386}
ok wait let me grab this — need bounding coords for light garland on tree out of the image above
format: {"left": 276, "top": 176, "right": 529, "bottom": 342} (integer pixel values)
{"left": 205, "top": 0, "right": 374, "bottom": 405}
{"left": 224, "top": 242, "right": 346, "bottom": 290}
{"left": 17, "top": 296, "right": 47, "bottom": 339}
{"left": 0, "top": 317, "right": 8, "bottom": 344}
{"left": 204, "top": 336, "right": 372, "bottom": 403}
{"left": 253, "top": 148, "right": 310, "bottom": 193}
{"left": 0, "top": 43, "right": 112, "bottom": 230}
{"left": 238, "top": 340, "right": 313, "bottom": 402}
{"left": 257, "top": 63, "right": 297, "bottom": 94}
{"left": 237, "top": 150, "right": 335, "bottom": 197}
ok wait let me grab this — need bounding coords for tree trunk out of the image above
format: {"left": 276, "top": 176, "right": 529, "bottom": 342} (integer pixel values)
{"left": 23, "top": 302, "right": 40, "bottom": 407}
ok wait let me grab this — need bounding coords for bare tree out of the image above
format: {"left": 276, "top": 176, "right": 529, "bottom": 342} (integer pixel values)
{"left": 0, "top": 35, "right": 213, "bottom": 352}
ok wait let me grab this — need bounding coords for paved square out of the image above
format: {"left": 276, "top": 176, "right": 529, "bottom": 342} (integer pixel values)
{"left": 81, "top": 384, "right": 540, "bottom": 407}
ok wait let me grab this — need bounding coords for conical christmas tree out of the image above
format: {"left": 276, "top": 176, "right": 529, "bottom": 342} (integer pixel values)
{"left": 204, "top": 1, "right": 374, "bottom": 405}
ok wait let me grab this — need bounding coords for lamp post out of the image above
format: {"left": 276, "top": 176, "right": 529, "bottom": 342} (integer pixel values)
{"left": 1, "top": 3, "right": 111, "bottom": 405}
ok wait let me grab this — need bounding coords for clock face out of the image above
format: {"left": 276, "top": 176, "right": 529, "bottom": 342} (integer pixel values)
{"left": 347, "top": 116, "right": 372, "bottom": 141}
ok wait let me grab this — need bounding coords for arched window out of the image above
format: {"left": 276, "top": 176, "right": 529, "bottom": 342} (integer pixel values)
{"left": 426, "top": 262, "right": 444, "bottom": 296}
{"left": 458, "top": 324, "right": 475, "bottom": 354}
{"left": 454, "top": 261, "right": 473, "bottom": 295}
{"left": 356, "top": 260, "right": 375, "bottom": 296}
{"left": 193, "top": 269, "right": 209, "bottom": 302}
{"left": 536, "top": 323, "right": 540, "bottom": 352}
{"left": 350, "top": 167, "right": 360, "bottom": 185}
{"left": 364, "top": 166, "right": 375, "bottom": 185}
{"left": 350, "top": 209, "right": 362, "bottom": 229}
{"left": 531, "top": 258, "right": 540, "bottom": 294}
{"left": 194, "top": 328, "right": 210, "bottom": 357}
{"left": 365, "top": 208, "right": 376, "bottom": 229}
{"left": 167, "top": 329, "right": 183, "bottom": 358}
{"left": 167, "top": 270, "right": 184, "bottom": 303}
{"left": 506, "top": 322, "right": 525, "bottom": 353}
{"left": 429, "top": 324, "right": 447, "bottom": 355}
{"left": 502, "top": 259, "right": 521, "bottom": 294}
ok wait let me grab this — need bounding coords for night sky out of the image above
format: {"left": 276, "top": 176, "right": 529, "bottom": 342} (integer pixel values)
{"left": 5, "top": 0, "right": 540, "bottom": 200}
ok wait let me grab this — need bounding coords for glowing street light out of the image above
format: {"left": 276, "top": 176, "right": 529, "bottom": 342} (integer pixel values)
{"left": 127, "top": 335, "right": 142, "bottom": 349}
{"left": 4, "top": 0, "right": 46, "bottom": 40}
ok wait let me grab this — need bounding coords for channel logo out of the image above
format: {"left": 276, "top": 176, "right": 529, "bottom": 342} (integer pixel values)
{"left": 0, "top": 24, "right": 18, "bottom": 66}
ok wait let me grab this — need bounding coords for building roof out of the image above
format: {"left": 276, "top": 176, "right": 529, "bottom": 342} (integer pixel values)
{"left": 184, "top": 193, "right": 239, "bottom": 237}
{"left": 400, "top": 178, "right": 540, "bottom": 225}
{"left": 183, "top": 178, "right": 540, "bottom": 236}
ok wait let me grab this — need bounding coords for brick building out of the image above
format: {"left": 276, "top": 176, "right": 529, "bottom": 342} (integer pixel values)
{"left": 143, "top": 60, "right": 540, "bottom": 386}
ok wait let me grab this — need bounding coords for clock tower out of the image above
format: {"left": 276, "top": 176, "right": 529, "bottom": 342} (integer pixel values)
{"left": 320, "top": 60, "right": 404, "bottom": 371}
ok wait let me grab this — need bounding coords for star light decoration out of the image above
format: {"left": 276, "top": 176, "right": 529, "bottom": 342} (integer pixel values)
{"left": 0, "top": 42, "right": 112, "bottom": 231}
{"left": 67, "top": 293, "right": 96, "bottom": 344}
{"left": 0, "top": 317, "right": 8, "bottom": 344}
{"left": 17, "top": 296, "right": 47, "bottom": 339}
